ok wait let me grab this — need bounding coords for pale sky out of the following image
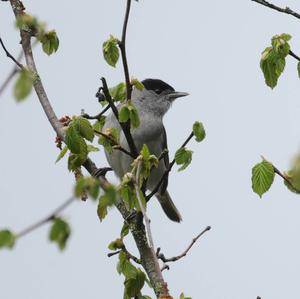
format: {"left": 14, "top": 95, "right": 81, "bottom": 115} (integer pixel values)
{"left": 1, "top": 1, "right": 300, "bottom": 298}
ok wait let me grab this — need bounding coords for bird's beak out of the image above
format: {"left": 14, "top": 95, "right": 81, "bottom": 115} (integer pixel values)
{"left": 167, "top": 91, "right": 189, "bottom": 101}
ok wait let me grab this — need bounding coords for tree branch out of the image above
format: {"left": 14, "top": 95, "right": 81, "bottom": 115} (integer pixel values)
{"left": 157, "top": 226, "right": 211, "bottom": 267}
{"left": 16, "top": 197, "right": 75, "bottom": 239}
{"left": 119, "top": 0, "right": 132, "bottom": 101}
{"left": 289, "top": 50, "right": 300, "bottom": 62}
{"left": 0, "top": 37, "right": 24, "bottom": 69}
{"left": 108, "top": 245, "right": 141, "bottom": 264}
{"left": 81, "top": 104, "right": 110, "bottom": 120}
{"left": 146, "top": 131, "right": 194, "bottom": 201}
{"left": 251, "top": 0, "right": 300, "bottom": 20}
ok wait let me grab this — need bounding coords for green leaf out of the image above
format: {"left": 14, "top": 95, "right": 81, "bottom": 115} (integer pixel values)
{"left": 87, "top": 144, "right": 99, "bottom": 153}
{"left": 117, "top": 251, "right": 137, "bottom": 277}
{"left": 110, "top": 82, "right": 127, "bottom": 101}
{"left": 67, "top": 152, "right": 87, "bottom": 171}
{"left": 119, "top": 106, "right": 131, "bottom": 123}
{"left": 179, "top": 293, "right": 192, "bottom": 299}
{"left": 175, "top": 147, "right": 193, "bottom": 171}
{"left": 108, "top": 238, "right": 124, "bottom": 250}
{"left": 40, "top": 30, "right": 59, "bottom": 55}
{"left": 0, "top": 230, "right": 15, "bottom": 249}
{"left": 73, "top": 117, "right": 94, "bottom": 142}
{"left": 93, "top": 116, "right": 106, "bottom": 131}
{"left": 14, "top": 69, "right": 34, "bottom": 101}
{"left": 97, "top": 186, "right": 116, "bottom": 221}
{"left": 73, "top": 117, "right": 94, "bottom": 141}
{"left": 260, "top": 34, "right": 292, "bottom": 89}
{"left": 120, "top": 223, "right": 130, "bottom": 239}
{"left": 193, "top": 121, "right": 206, "bottom": 142}
{"left": 129, "top": 104, "right": 140, "bottom": 128}
{"left": 251, "top": 159, "right": 275, "bottom": 197}
{"left": 297, "top": 62, "right": 300, "bottom": 78}
{"left": 49, "top": 218, "right": 71, "bottom": 250}
{"left": 102, "top": 35, "right": 120, "bottom": 67}
{"left": 131, "top": 79, "right": 144, "bottom": 91}
{"left": 124, "top": 268, "right": 146, "bottom": 298}
{"left": 65, "top": 124, "right": 88, "bottom": 155}
{"left": 283, "top": 154, "right": 300, "bottom": 193}
{"left": 75, "top": 176, "right": 100, "bottom": 200}
{"left": 55, "top": 146, "right": 68, "bottom": 163}
{"left": 16, "top": 14, "right": 39, "bottom": 31}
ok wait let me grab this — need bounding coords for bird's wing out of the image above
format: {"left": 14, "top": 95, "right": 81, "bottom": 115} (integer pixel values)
{"left": 160, "top": 126, "right": 169, "bottom": 194}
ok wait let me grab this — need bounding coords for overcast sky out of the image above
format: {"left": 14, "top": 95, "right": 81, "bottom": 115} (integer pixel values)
{"left": 1, "top": 1, "right": 300, "bottom": 298}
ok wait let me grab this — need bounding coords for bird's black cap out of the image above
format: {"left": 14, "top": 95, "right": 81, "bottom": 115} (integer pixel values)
{"left": 142, "top": 79, "right": 174, "bottom": 94}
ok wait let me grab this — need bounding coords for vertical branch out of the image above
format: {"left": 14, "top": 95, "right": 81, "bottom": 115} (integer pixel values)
{"left": 119, "top": 0, "right": 132, "bottom": 100}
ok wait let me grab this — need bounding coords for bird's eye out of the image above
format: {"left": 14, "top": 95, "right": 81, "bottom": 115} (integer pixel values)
{"left": 154, "top": 89, "right": 162, "bottom": 94}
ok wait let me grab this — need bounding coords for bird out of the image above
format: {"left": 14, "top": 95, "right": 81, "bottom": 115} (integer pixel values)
{"left": 103, "top": 78, "right": 189, "bottom": 222}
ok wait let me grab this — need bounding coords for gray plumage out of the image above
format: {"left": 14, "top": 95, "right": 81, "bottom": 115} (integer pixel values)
{"left": 103, "top": 79, "right": 188, "bottom": 222}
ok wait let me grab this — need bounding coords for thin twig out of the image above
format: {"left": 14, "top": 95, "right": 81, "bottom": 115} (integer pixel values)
{"left": 289, "top": 50, "right": 300, "bottom": 62}
{"left": 101, "top": 77, "right": 138, "bottom": 157}
{"left": 0, "top": 37, "right": 24, "bottom": 69}
{"left": 157, "top": 226, "right": 211, "bottom": 264}
{"left": 251, "top": 0, "right": 300, "bottom": 20}
{"left": 146, "top": 132, "right": 194, "bottom": 201}
{"left": 135, "top": 160, "right": 155, "bottom": 249}
{"left": 81, "top": 104, "right": 110, "bottom": 120}
{"left": 119, "top": 0, "right": 132, "bottom": 101}
{"left": 16, "top": 197, "right": 75, "bottom": 238}
{"left": 107, "top": 245, "right": 141, "bottom": 264}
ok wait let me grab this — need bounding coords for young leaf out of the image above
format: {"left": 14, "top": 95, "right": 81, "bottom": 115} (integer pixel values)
{"left": 40, "top": 30, "right": 59, "bottom": 55}
{"left": 0, "top": 230, "right": 16, "bottom": 249}
{"left": 14, "top": 69, "right": 34, "bottom": 101}
{"left": 67, "top": 152, "right": 87, "bottom": 171}
{"left": 74, "top": 176, "right": 100, "bottom": 200}
{"left": 109, "top": 82, "right": 127, "bottom": 101}
{"left": 119, "top": 106, "right": 131, "bottom": 123}
{"left": 97, "top": 186, "right": 116, "bottom": 221}
{"left": 102, "top": 35, "right": 120, "bottom": 67}
{"left": 120, "top": 223, "right": 130, "bottom": 239}
{"left": 129, "top": 105, "right": 140, "bottom": 128}
{"left": 55, "top": 146, "right": 68, "bottom": 163}
{"left": 175, "top": 147, "right": 193, "bottom": 171}
{"left": 65, "top": 124, "right": 88, "bottom": 155}
{"left": 87, "top": 144, "right": 99, "bottom": 153}
{"left": 108, "top": 238, "right": 124, "bottom": 250}
{"left": 131, "top": 78, "right": 144, "bottom": 91}
{"left": 124, "top": 268, "right": 146, "bottom": 298}
{"left": 49, "top": 218, "right": 71, "bottom": 250}
{"left": 193, "top": 121, "right": 206, "bottom": 142}
{"left": 73, "top": 117, "right": 94, "bottom": 142}
{"left": 179, "top": 293, "right": 192, "bottom": 299}
{"left": 251, "top": 160, "right": 275, "bottom": 197}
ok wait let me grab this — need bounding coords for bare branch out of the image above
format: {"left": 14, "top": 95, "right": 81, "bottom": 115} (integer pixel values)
{"left": 146, "top": 131, "right": 194, "bottom": 201}
{"left": 81, "top": 104, "right": 110, "bottom": 120}
{"left": 119, "top": 0, "right": 132, "bottom": 101}
{"left": 289, "top": 50, "right": 300, "bottom": 62}
{"left": 108, "top": 245, "right": 141, "bottom": 264}
{"left": 157, "top": 226, "right": 211, "bottom": 265}
{"left": 0, "top": 37, "right": 24, "bottom": 69}
{"left": 251, "top": 0, "right": 300, "bottom": 20}
{"left": 16, "top": 197, "right": 75, "bottom": 239}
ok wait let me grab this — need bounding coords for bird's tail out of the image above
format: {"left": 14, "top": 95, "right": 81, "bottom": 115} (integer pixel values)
{"left": 156, "top": 191, "right": 182, "bottom": 222}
